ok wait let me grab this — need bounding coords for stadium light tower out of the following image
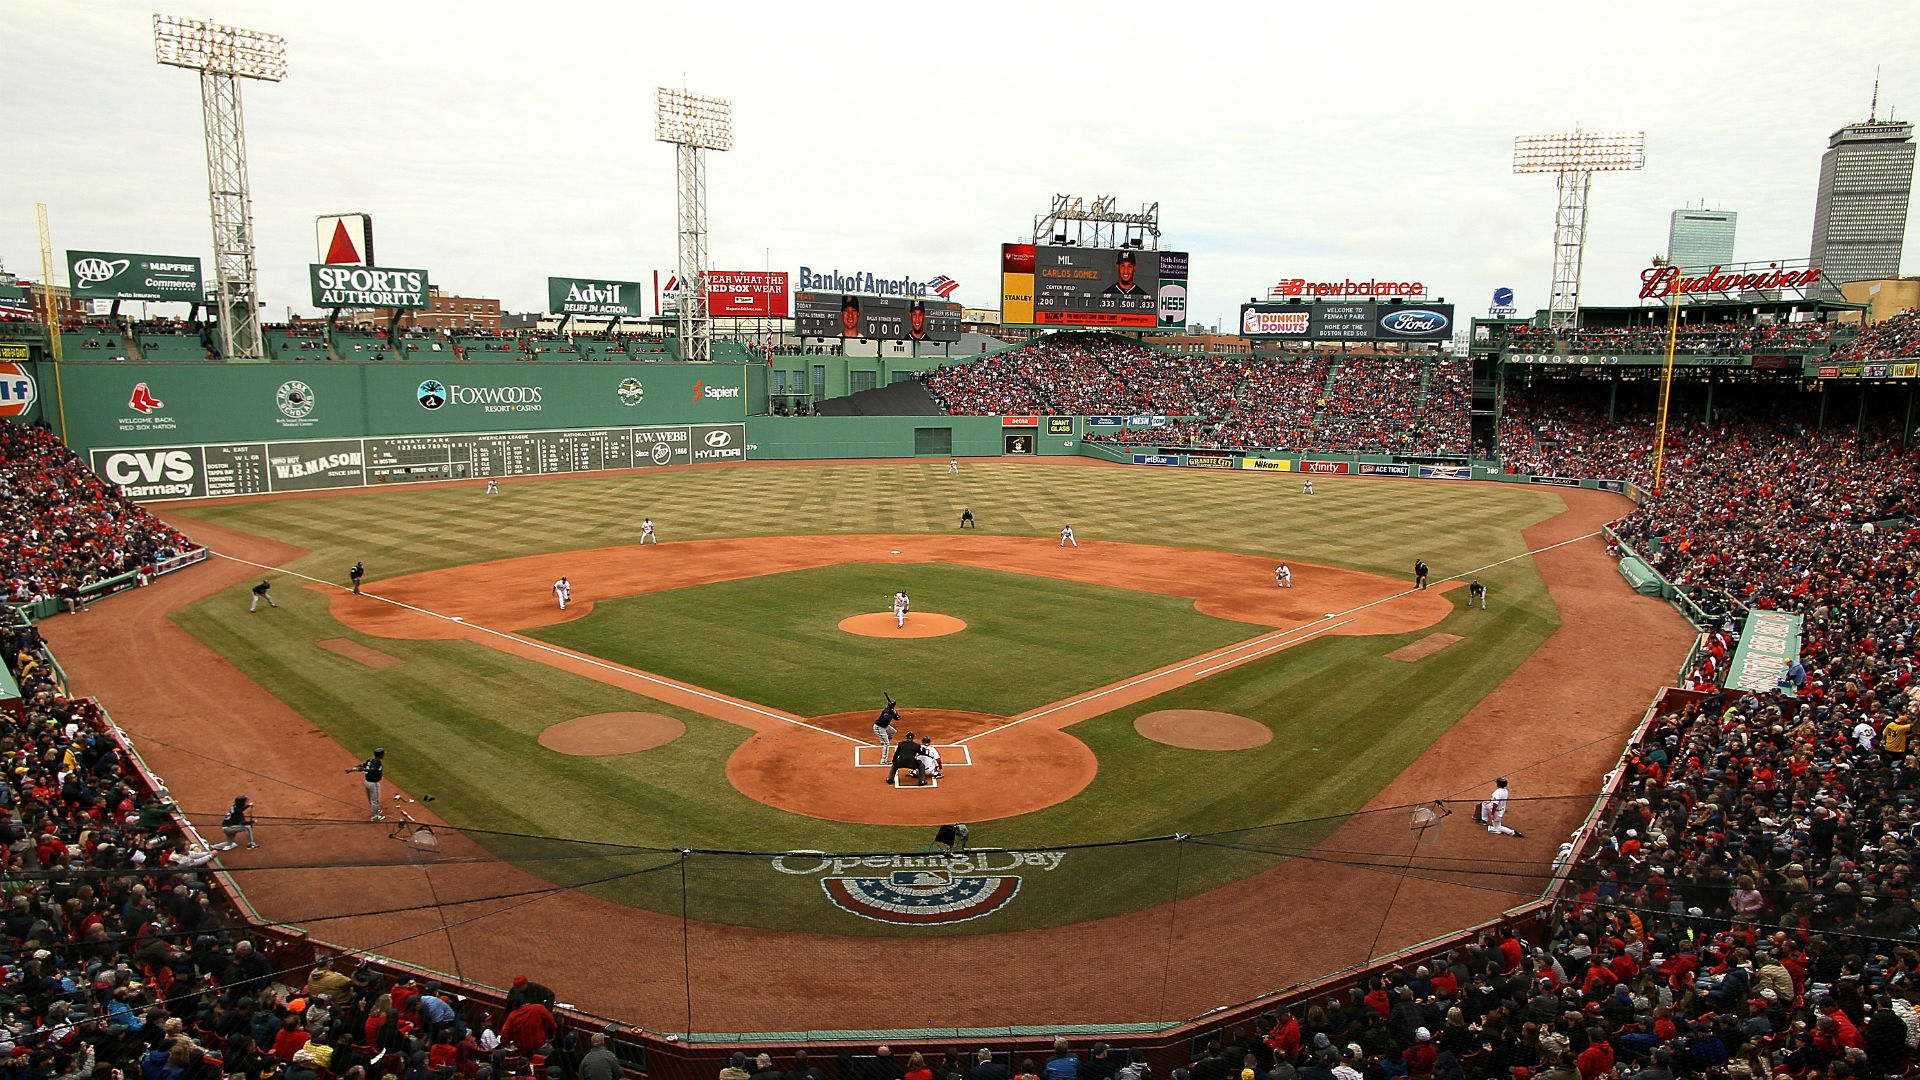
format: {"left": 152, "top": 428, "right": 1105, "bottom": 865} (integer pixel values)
{"left": 154, "top": 14, "right": 286, "bottom": 361}
{"left": 1512, "top": 130, "right": 1644, "bottom": 329}
{"left": 656, "top": 88, "right": 731, "bottom": 364}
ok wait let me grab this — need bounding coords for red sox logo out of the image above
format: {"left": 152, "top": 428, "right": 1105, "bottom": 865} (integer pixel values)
{"left": 128, "top": 382, "right": 165, "bottom": 414}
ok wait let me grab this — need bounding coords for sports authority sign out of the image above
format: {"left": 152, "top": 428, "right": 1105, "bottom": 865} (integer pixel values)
{"left": 310, "top": 265, "right": 430, "bottom": 309}
{"left": 1638, "top": 263, "right": 1823, "bottom": 300}
{"left": 771, "top": 849, "right": 1066, "bottom": 925}
{"left": 548, "top": 276, "right": 642, "bottom": 318}
{"left": 66, "top": 251, "right": 203, "bottom": 303}
{"left": 707, "top": 270, "right": 790, "bottom": 317}
{"left": 316, "top": 214, "right": 375, "bottom": 266}
{"left": 1270, "top": 276, "right": 1427, "bottom": 299}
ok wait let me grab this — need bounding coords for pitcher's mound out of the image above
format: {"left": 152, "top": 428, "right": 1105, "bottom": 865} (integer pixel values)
{"left": 839, "top": 612, "right": 967, "bottom": 638}
{"left": 1135, "top": 710, "right": 1272, "bottom": 750}
{"left": 539, "top": 712, "right": 685, "bottom": 756}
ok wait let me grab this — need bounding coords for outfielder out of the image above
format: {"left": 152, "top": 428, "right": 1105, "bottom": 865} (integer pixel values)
{"left": 1468, "top": 579, "right": 1487, "bottom": 609}
{"left": 947, "top": 458, "right": 960, "bottom": 475}
{"left": 640, "top": 517, "right": 658, "bottom": 544}
{"left": 553, "top": 576, "right": 572, "bottom": 610}
{"left": 1060, "top": 525, "right": 1077, "bottom": 548}
{"left": 892, "top": 590, "right": 910, "bottom": 628}
{"left": 485, "top": 479, "right": 499, "bottom": 494}
{"left": 874, "top": 695, "right": 901, "bottom": 760}
{"left": 1482, "top": 778, "right": 1522, "bottom": 837}
{"left": 345, "top": 749, "right": 387, "bottom": 822}
{"left": 1276, "top": 564, "right": 1292, "bottom": 588}
{"left": 1302, "top": 479, "right": 1314, "bottom": 495}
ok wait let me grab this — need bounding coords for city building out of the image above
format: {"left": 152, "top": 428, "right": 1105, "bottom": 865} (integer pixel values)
{"left": 1839, "top": 276, "right": 1920, "bottom": 323}
{"left": 1667, "top": 207, "right": 1737, "bottom": 272}
{"left": 347, "top": 287, "right": 501, "bottom": 331}
{"left": 1809, "top": 117, "right": 1916, "bottom": 297}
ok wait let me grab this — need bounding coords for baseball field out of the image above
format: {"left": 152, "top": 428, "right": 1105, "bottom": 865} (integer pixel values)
{"left": 42, "top": 458, "right": 1696, "bottom": 1032}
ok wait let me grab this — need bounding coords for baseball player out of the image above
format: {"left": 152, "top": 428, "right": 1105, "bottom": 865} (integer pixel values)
{"left": 220, "top": 796, "right": 259, "bottom": 850}
{"left": 1414, "top": 559, "right": 1429, "bottom": 590}
{"left": 874, "top": 695, "right": 900, "bottom": 760}
{"left": 248, "top": 579, "right": 276, "bottom": 612}
{"left": 914, "top": 737, "right": 943, "bottom": 785}
{"left": 1483, "top": 778, "right": 1522, "bottom": 837}
{"left": 886, "top": 733, "right": 920, "bottom": 786}
{"left": 893, "top": 590, "right": 910, "bottom": 628}
{"left": 960, "top": 508, "right": 976, "bottom": 529}
{"left": 485, "top": 479, "right": 499, "bottom": 494}
{"left": 947, "top": 458, "right": 960, "bottom": 475}
{"left": 345, "top": 749, "right": 387, "bottom": 822}
{"left": 553, "top": 576, "right": 571, "bottom": 610}
{"left": 1302, "top": 479, "right": 1314, "bottom": 494}
{"left": 1276, "top": 564, "right": 1292, "bottom": 588}
{"left": 350, "top": 561, "right": 365, "bottom": 595}
{"left": 1060, "top": 524, "right": 1077, "bottom": 548}
{"left": 640, "top": 518, "right": 658, "bottom": 544}
{"left": 1468, "top": 579, "right": 1487, "bottom": 609}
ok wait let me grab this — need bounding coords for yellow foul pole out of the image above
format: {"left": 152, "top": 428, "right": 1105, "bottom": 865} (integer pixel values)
{"left": 36, "top": 202, "right": 69, "bottom": 440}
{"left": 1651, "top": 282, "right": 1680, "bottom": 495}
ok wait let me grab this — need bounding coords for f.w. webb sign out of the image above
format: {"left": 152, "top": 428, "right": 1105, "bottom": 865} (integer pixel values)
{"left": 310, "top": 264, "right": 430, "bottom": 309}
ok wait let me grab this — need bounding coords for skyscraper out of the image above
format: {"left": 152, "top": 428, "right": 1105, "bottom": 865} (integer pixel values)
{"left": 1809, "top": 117, "right": 1916, "bottom": 296}
{"left": 1667, "top": 207, "right": 1738, "bottom": 272}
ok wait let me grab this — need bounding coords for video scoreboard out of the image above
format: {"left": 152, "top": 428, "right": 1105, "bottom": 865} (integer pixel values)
{"left": 1240, "top": 302, "right": 1455, "bottom": 342}
{"left": 794, "top": 292, "right": 962, "bottom": 342}
{"left": 1000, "top": 244, "right": 1188, "bottom": 330}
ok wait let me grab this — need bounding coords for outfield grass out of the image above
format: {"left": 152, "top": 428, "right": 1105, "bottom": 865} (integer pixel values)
{"left": 165, "top": 462, "right": 1569, "bottom": 934}
{"left": 526, "top": 561, "right": 1264, "bottom": 717}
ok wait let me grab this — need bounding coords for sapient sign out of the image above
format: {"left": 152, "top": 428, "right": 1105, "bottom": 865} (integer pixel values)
{"left": 67, "top": 251, "right": 203, "bottom": 303}
{"left": 547, "top": 276, "right": 642, "bottom": 318}
{"left": 310, "top": 264, "right": 430, "bottom": 309}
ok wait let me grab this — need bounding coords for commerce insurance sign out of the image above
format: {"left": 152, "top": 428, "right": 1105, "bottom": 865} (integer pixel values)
{"left": 67, "top": 251, "right": 203, "bottom": 303}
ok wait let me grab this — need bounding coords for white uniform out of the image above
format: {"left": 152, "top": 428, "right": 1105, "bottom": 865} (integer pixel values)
{"left": 485, "top": 479, "right": 498, "bottom": 494}
{"left": 947, "top": 458, "right": 959, "bottom": 474}
{"left": 1302, "top": 479, "right": 1314, "bottom": 494}
{"left": 1060, "top": 525, "right": 1077, "bottom": 548}
{"left": 1485, "top": 783, "right": 1518, "bottom": 836}
{"left": 1276, "top": 565, "right": 1292, "bottom": 588}
{"left": 893, "top": 591, "right": 910, "bottom": 628}
{"left": 553, "top": 577, "right": 571, "bottom": 610}
{"left": 640, "top": 518, "right": 657, "bottom": 544}
{"left": 915, "top": 742, "right": 943, "bottom": 781}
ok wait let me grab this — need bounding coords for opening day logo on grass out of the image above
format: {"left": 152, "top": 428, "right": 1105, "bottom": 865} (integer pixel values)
{"left": 772, "top": 850, "right": 1066, "bottom": 925}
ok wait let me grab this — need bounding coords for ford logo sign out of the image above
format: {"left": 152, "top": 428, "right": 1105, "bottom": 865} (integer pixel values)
{"left": 1380, "top": 309, "right": 1449, "bottom": 335}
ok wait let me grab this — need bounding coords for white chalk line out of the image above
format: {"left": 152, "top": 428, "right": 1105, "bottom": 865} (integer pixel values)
{"left": 208, "top": 552, "right": 865, "bottom": 745}
{"left": 961, "top": 528, "right": 1603, "bottom": 746}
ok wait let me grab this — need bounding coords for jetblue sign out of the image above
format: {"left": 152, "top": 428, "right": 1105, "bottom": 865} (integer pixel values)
{"left": 1377, "top": 306, "right": 1453, "bottom": 339}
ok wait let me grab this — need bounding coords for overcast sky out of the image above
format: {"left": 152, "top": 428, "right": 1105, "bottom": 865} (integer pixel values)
{"left": 4, "top": 1, "right": 1916, "bottom": 327}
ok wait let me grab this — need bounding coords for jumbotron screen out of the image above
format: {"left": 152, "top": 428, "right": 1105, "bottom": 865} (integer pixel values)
{"left": 794, "top": 291, "right": 962, "bottom": 342}
{"left": 1001, "top": 244, "right": 1188, "bottom": 329}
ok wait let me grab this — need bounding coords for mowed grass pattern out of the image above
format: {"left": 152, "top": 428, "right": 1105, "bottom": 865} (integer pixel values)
{"left": 164, "top": 462, "right": 1575, "bottom": 931}
{"left": 528, "top": 562, "right": 1265, "bottom": 717}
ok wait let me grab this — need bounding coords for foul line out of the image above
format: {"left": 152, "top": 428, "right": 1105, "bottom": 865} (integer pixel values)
{"left": 208, "top": 552, "right": 865, "bottom": 745}
{"left": 962, "top": 528, "right": 1603, "bottom": 746}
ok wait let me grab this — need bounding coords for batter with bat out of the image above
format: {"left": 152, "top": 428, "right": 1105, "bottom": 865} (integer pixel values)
{"left": 874, "top": 693, "right": 901, "bottom": 760}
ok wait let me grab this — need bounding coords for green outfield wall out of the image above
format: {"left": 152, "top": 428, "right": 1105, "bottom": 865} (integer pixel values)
{"left": 743, "top": 414, "right": 1083, "bottom": 459}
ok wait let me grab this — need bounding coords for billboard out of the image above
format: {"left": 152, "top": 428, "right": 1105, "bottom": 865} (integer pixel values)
{"left": 66, "top": 251, "right": 203, "bottom": 303}
{"left": 708, "top": 271, "right": 790, "bottom": 318}
{"left": 794, "top": 292, "right": 961, "bottom": 342}
{"left": 310, "top": 265, "right": 430, "bottom": 309}
{"left": 548, "top": 276, "right": 643, "bottom": 317}
{"left": 316, "top": 215, "right": 375, "bottom": 266}
{"left": 1238, "top": 302, "right": 1455, "bottom": 342}
{"left": 1003, "top": 245, "right": 1189, "bottom": 329}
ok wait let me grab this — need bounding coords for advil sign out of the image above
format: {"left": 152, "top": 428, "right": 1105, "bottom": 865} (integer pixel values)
{"left": 548, "top": 276, "right": 643, "bottom": 318}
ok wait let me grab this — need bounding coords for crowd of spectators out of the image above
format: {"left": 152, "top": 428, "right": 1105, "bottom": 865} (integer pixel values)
{"left": 1829, "top": 310, "right": 1920, "bottom": 365}
{"left": 0, "top": 423, "right": 196, "bottom": 610}
{"left": 1505, "top": 321, "right": 1842, "bottom": 357}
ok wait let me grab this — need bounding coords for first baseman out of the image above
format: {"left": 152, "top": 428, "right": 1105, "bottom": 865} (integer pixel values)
{"left": 553, "top": 576, "right": 572, "bottom": 610}
{"left": 893, "top": 590, "right": 910, "bottom": 628}
{"left": 346, "top": 748, "right": 386, "bottom": 821}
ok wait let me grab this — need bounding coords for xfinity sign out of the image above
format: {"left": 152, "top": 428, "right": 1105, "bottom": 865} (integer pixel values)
{"left": 798, "top": 266, "right": 941, "bottom": 298}
{"left": 548, "top": 276, "right": 642, "bottom": 318}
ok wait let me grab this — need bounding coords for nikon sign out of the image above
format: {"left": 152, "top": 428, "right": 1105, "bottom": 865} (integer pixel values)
{"left": 67, "top": 251, "right": 203, "bottom": 303}
{"left": 309, "top": 264, "right": 430, "bottom": 309}
{"left": 548, "top": 276, "right": 642, "bottom": 318}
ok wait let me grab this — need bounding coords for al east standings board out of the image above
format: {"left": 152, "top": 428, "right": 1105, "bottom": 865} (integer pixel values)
{"left": 1001, "top": 244, "right": 1188, "bottom": 330}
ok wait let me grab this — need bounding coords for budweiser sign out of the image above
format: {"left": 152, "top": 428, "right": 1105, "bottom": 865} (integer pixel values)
{"left": 1638, "top": 263, "right": 1823, "bottom": 300}
{"left": 1271, "top": 277, "right": 1426, "bottom": 299}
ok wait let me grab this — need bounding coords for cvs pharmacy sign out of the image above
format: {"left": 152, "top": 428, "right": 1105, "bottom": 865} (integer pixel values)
{"left": 91, "top": 446, "right": 203, "bottom": 500}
